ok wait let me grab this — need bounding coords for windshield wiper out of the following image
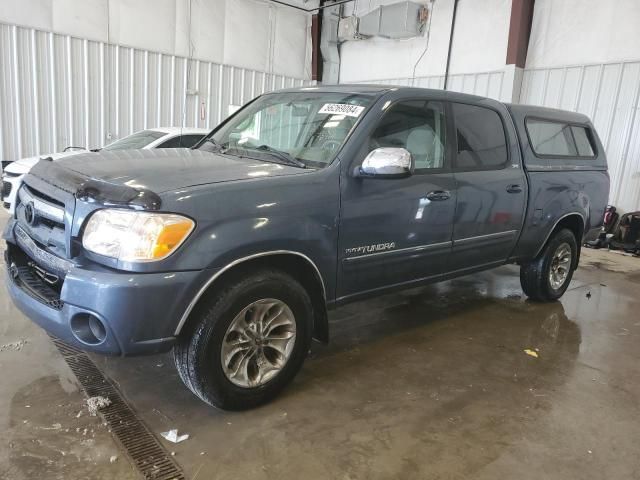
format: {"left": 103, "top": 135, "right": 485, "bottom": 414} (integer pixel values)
{"left": 254, "top": 144, "right": 307, "bottom": 168}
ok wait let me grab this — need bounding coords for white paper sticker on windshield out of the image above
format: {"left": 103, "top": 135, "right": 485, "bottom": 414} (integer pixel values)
{"left": 318, "top": 103, "right": 365, "bottom": 117}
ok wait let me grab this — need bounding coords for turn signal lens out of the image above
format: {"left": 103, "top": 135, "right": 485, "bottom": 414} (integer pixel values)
{"left": 152, "top": 221, "right": 194, "bottom": 259}
{"left": 82, "top": 209, "right": 195, "bottom": 262}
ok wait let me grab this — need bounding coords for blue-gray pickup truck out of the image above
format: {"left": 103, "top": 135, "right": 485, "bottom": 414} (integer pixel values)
{"left": 4, "top": 85, "right": 609, "bottom": 409}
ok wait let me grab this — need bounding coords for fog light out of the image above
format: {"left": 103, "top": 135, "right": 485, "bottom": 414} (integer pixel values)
{"left": 71, "top": 313, "right": 107, "bottom": 345}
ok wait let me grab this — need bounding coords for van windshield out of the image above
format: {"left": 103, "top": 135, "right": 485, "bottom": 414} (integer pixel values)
{"left": 198, "top": 91, "right": 374, "bottom": 168}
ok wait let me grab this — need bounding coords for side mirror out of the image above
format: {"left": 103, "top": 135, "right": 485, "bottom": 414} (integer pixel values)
{"left": 355, "top": 148, "right": 414, "bottom": 178}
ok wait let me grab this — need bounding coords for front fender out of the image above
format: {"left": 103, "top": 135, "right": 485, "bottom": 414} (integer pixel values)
{"left": 191, "top": 214, "right": 336, "bottom": 289}
{"left": 160, "top": 165, "right": 341, "bottom": 299}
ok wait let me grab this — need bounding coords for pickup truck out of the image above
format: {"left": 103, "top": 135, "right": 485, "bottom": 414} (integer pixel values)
{"left": 3, "top": 86, "right": 609, "bottom": 410}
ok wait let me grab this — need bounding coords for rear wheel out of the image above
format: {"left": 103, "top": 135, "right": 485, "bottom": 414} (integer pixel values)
{"left": 173, "top": 269, "right": 313, "bottom": 410}
{"left": 520, "top": 228, "right": 578, "bottom": 302}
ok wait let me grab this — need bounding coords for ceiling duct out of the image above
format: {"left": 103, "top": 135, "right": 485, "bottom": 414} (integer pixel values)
{"left": 358, "top": 1, "right": 427, "bottom": 39}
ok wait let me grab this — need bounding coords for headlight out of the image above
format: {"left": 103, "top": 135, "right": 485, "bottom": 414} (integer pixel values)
{"left": 82, "top": 209, "right": 195, "bottom": 262}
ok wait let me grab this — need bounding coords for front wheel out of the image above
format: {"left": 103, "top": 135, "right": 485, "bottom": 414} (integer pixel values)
{"left": 173, "top": 269, "right": 313, "bottom": 410}
{"left": 520, "top": 228, "right": 578, "bottom": 302}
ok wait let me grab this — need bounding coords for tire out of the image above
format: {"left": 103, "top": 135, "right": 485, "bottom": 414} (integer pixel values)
{"left": 173, "top": 269, "right": 313, "bottom": 410}
{"left": 520, "top": 228, "right": 578, "bottom": 302}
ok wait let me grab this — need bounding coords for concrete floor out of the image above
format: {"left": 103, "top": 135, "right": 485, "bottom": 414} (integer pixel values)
{"left": 1, "top": 227, "right": 639, "bottom": 479}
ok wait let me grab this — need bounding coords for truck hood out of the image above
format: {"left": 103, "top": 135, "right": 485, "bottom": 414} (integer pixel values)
{"left": 54, "top": 148, "right": 307, "bottom": 193}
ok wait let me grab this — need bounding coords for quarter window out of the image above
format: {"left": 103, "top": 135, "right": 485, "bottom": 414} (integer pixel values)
{"left": 370, "top": 100, "right": 446, "bottom": 170}
{"left": 452, "top": 103, "right": 508, "bottom": 170}
{"left": 571, "top": 126, "right": 595, "bottom": 157}
{"left": 526, "top": 119, "right": 595, "bottom": 158}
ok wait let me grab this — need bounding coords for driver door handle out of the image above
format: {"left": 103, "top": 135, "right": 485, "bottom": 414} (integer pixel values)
{"left": 426, "top": 190, "right": 451, "bottom": 201}
{"left": 506, "top": 184, "right": 523, "bottom": 194}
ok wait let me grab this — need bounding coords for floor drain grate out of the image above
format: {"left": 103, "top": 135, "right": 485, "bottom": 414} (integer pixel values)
{"left": 50, "top": 336, "right": 185, "bottom": 480}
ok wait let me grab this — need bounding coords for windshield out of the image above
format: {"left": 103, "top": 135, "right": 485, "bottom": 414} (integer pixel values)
{"left": 198, "top": 91, "right": 374, "bottom": 168}
{"left": 102, "top": 130, "right": 166, "bottom": 151}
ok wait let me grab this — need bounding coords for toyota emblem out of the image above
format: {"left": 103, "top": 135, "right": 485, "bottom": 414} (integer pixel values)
{"left": 24, "top": 202, "right": 36, "bottom": 225}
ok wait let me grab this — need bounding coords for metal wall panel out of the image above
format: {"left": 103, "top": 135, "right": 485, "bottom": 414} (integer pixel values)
{"left": 521, "top": 61, "right": 640, "bottom": 212}
{"left": 352, "top": 70, "right": 508, "bottom": 101}
{"left": 0, "top": 23, "right": 312, "bottom": 161}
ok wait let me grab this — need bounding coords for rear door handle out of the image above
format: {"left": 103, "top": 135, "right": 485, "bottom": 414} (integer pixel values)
{"left": 426, "top": 190, "right": 451, "bottom": 201}
{"left": 506, "top": 184, "right": 523, "bottom": 194}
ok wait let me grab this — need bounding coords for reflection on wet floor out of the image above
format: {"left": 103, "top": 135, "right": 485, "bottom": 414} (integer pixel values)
{"left": 1, "top": 249, "right": 640, "bottom": 479}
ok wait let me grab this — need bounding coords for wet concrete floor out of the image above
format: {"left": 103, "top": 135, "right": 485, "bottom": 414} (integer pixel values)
{"left": 1, "top": 231, "right": 639, "bottom": 479}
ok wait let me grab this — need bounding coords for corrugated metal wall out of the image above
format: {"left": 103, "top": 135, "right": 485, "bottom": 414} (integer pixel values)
{"left": 521, "top": 61, "right": 640, "bottom": 212}
{"left": 0, "top": 22, "right": 312, "bottom": 161}
{"left": 353, "top": 69, "right": 509, "bottom": 101}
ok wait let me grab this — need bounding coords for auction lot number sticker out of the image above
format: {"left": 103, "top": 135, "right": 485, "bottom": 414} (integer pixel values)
{"left": 318, "top": 103, "right": 365, "bottom": 117}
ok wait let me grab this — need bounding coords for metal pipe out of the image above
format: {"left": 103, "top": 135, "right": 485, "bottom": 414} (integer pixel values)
{"left": 267, "top": 0, "right": 354, "bottom": 13}
{"left": 443, "top": 0, "right": 459, "bottom": 90}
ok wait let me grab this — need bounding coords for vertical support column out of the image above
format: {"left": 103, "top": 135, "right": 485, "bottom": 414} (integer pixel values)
{"left": 504, "top": 0, "right": 535, "bottom": 102}
{"left": 320, "top": 2, "right": 341, "bottom": 84}
{"left": 311, "top": 13, "right": 323, "bottom": 82}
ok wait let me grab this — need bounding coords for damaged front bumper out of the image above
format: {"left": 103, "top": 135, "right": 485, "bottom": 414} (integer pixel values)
{"left": 4, "top": 218, "right": 203, "bottom": 356}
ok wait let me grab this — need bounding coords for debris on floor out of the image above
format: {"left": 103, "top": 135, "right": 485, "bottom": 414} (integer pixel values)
{"left": 524, "top": 349, "right": 539, "bottom": 358}
{"left": 0, "top": 338, "right": 28, "bottom": 352}
{"left": 110, "top": 455, "right": 118, "bottom": 463}
{"left": 161, "top": 429, "right": 190, "bottom": 443}
{"left": 86, "top": 396, "right": 112, "bottom": 416}
{"left": 586, "top": 291, "right": 592, "bottom": 299}
{"left": 39, "top": 423, "right": 63, "bottom": 431}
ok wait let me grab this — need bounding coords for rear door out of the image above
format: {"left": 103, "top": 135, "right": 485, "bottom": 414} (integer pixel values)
{"left": 448, "top": 101, "right": 526, "bottom": 271}
{"left": 337, "top": 96, "right": 456, "bottom": 300}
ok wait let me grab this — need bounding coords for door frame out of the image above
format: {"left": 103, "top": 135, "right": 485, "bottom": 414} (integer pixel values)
{"left": 335, "top": 90, "right": 459, "bottom": 302}
{"left": 445, "top": 98, "right": 527, "bottom": 270}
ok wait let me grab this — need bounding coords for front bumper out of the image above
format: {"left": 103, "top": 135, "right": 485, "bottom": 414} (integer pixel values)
{"left": 4, "top": 222, "right": 204, "bottom": 356}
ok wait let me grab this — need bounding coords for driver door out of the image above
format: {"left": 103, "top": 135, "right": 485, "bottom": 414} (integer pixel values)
{"left": 337, "top": 98, "right": 456, "bottom": 300}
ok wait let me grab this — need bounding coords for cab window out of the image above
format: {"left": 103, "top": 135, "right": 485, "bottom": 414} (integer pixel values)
{"left": 452, "top": 103, "right": 508, "bottom": 170}
{"left": 370, "top": 100, "right": 447, "bottom": 171}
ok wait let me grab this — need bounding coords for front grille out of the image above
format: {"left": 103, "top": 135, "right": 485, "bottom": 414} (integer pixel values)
{"left": 16, "top": 184, "right": 68, "bottom": 258}
{"left": 19, "top": 185, "right": 65, "bottom": 225}
{"left": 2, "top": 180, "right": 12, "bottom": 198}
{"left": 24, "top": 184, "right": 65, "bottom": 208}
